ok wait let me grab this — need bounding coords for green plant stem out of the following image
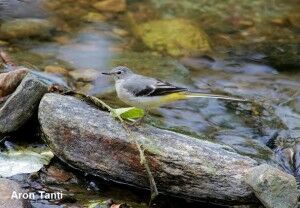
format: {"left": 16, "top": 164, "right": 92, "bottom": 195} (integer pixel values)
{"left": 121, "top": 124, "right": 159, "bottom": 207}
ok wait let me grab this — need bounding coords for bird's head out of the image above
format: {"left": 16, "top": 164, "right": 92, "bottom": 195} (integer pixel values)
{"left": 102, "top": 66, "right": 133, "bottom": 80}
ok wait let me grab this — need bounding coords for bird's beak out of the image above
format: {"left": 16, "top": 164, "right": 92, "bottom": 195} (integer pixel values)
{"left": 102, "top": 72, "right": 113, "bottom": 75}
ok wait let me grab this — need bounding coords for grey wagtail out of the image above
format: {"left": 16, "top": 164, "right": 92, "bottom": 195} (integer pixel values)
{"left": 102, "top": 66, "right": 245, "bottom": 110}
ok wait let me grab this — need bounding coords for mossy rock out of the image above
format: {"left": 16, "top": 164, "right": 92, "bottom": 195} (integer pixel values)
{"left": 136, "top": 19, "right": 211, "bottom": 56}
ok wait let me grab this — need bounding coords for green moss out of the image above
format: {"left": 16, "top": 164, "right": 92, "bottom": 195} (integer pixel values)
{"left": 136, "top": 19, "right": 211, "bottom": 56}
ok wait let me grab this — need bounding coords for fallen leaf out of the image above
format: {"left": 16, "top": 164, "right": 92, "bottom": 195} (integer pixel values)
{"left": 111, "top": 107, "right": 144, "bottom": 120}
{"left": 0, "top": 69, "right": 28, "bottom": 98}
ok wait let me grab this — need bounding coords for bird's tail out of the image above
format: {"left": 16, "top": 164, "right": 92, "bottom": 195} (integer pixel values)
{"left": 184, "top": 92, "right": 246, "bottom": 102}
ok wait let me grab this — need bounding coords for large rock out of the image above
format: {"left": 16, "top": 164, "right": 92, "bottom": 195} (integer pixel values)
{"left": 0, "top": 18, "right": 54, "bottom": 39}
{"left": 0, "top": 72, "right": 53, "bottom": 134}
{"left": 0, "top": 178, "right": 31, "bottom": 208}
{"left": 38, "top": 93, "right": 259, "bottom": 204}
{"left": 245, "top": 164, "right": 298, "bottom": 208}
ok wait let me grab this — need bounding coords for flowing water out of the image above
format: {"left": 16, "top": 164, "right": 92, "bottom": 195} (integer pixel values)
{"left": 0, "top": 0, "right": 300, "bottom": 207}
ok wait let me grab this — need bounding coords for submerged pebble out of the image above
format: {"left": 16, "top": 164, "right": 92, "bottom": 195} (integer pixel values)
{"left": 93, "top": 0, "right": 127, "bottom": 13}
{"left": 181, "top": 56, "right": 277, "bottom": 74}
{"left": 82, "top": 12, "right": 106, "bottom": 23}
{"left": 0, "top": 18, "right": 54, "bottom": 40}
{"left": 69, "top": 68, "right": 100, "bottom": 82}
{"left": 44, "top": 65, "right": 69, "bottom": 76}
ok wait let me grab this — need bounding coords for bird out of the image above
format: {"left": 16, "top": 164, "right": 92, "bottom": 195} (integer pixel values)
{"left": 102, "top": 66, "right": 245, "bottom": 111}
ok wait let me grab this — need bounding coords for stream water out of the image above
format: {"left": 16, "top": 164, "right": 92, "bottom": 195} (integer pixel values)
{"left": 0, "top": 0, "right": 300, "bottom": 207}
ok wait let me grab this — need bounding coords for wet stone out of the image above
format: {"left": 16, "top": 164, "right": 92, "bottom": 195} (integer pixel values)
{"left": 180, "top": 56, "right": 277, "bottom": 75}
{"left": 245, "top": 164, "right": 298, "bottom": 208}
{"left": 0, "top": 71, "right": 64, "bottom": 134}
{"left": 0, "top": 178, "right": 31, "bottom": 208}
{"left": 39, "top": 93, "right": 259, "bottom": 204}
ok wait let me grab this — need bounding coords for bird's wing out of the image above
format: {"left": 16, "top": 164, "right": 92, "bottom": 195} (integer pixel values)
{"left": 123, "top": 75, "right": 187, "bottom": 97}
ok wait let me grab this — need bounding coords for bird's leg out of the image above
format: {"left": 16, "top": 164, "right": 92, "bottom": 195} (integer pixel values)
{"left": 133, "top": 115, "right": 146, "bottom": 125}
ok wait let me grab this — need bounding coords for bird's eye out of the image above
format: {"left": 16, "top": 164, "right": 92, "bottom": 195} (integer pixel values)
{"left": 117, "top": 71, "right": 122, "bottom": 74}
